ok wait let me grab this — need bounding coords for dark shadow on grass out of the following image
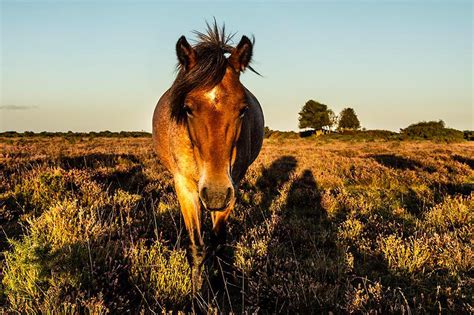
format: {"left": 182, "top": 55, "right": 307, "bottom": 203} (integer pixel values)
{"left": 371, "top": 154, "right": 435, "bottom": 173}
{"left": 400, "top": 188, "right": 430, "bottom": 216}
{"left": 225, "top": 155, "right": 298, "bottom": 241}
{"left": 441, "top": 182, "right": 474, "bottom": 196}
{"left": 0, "top": 157, "right": 52, "bottom": 179}
{"left": 252, "top": 169, "right": 347, "bottom": 312}
{"left": 199, "top": 156, "right": 298, "bottom": 313}
{"left": 285, "top": 169, "right": 323, "bottom": 215}
{"left": 452, "top": 154, "right": 474, "bottom": 169}
{"left": 93, "top": 165, "right": 148, "bottom": 195}
{"left": 402, "top": 182, "right": 473, "bottom": 217}
{"left": 256, "top": 155, "right": 298, "bottom": 209}
{"left": 210, "top": 169, "right": 348, "bottom": 312}
{"left": 59, "top": 153, "right": 140, "bottom": 170}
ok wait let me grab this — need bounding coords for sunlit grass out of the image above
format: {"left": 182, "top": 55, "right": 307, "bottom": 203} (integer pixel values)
{"left": 0, "top": 136, "right": 472, "bottom": 313}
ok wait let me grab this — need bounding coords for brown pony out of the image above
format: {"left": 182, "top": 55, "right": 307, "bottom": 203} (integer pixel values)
{"left": 152, "top": 24, "right": 264, "bottom": 267}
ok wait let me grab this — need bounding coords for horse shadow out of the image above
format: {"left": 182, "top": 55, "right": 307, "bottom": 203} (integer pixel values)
{"left": 199, "top": 158, "right": 347, "bottom": 313}
{"left": 237, "top": 155, "right": 298, "bottom": 238}
{"left": 197, "top": 156, "right": 298, "bottom": 311}
{"left": 251, "top": 169, "right": 342, "bottom": 312}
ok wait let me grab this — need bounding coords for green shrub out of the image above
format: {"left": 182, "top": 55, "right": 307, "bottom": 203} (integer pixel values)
{"left": 321, "top": 129, "right": 401, "bottom": 141}
{"left": 338, "top": 217, "right": 365, "bottom": 243}
{"left": 463, "top": 130, "right": 474, "bottom": 141}
{"left": 11, "top": 168, "right": 70, "bottom": 217}
{"left": 267, "top": 130, "right": 299, "bottom": 139}
{"left": 128, "top": 240, "right": 192, "bottom": 309}
{"left": 421, "top": 195, "right": 473, "bottom": 234}
{"left": 2, "top": 227, "right": 94, "bottom": 313}
{"left": 2, "top": 199, "right": 116, "bottom": 313}
{"left": 379, "top": 234, "right": 432, "bottom": 276}
{"left": 400, "top": 120, "right": 464, "bottom": 141}
{"left": 29, "top": 200, "right": 106, "bottom": 248}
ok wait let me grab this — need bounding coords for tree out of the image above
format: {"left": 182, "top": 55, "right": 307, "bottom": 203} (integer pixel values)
{"left": 298, "top": 100, "right": 333, "bottom": 131}
{"left": 338, "top": 108, "right": 360, "bottom": 130}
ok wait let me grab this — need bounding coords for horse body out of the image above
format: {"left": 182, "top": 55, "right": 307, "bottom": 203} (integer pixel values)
{"left": 152, "top": 24, "right": 264, "bottom": 264}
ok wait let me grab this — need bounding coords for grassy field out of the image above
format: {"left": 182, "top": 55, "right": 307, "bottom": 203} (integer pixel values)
{"left": 0, "top": 136, "right": 472, "bottom": 313}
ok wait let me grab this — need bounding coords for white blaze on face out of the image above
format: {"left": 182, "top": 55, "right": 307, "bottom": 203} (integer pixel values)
{"left": 205, "top": 87, "right": 219, "bottom": 106}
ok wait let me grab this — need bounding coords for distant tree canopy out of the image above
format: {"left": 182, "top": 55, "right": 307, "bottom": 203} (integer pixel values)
{"left": 338, "top": 108, "right": 360, "bottom": 130}
{"left": 298, "top": 100, "right": 333, "bottom": 130}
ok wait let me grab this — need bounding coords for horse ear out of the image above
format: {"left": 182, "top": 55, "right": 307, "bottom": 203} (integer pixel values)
{"left": 229, "top": 35, "right": 253, "bottom": 72}
{"left": 176, "top": 36, "right": 196, "bottom": 70}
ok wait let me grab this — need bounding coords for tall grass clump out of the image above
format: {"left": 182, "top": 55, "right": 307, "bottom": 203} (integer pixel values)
{"left": 379, "top": 234, "right": 432, "bottom": 276}
{"left": 421, "top": 195, "right": 473, "bottom": 233}
{"left": 128, "top": 240, "right": 192, "bottom": 310}
{"left": 2, "top": 199, "right": 113, "bottom": 313}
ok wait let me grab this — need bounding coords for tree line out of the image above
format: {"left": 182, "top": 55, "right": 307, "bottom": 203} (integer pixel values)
{"left": 0, "top": 131, "right": 152, "bottom": 138}
{"left": 298, "top": 100, "right": 360, "bottom": 132}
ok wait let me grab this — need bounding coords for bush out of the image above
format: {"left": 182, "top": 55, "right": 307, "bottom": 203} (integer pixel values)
{"left": 299, "top": 129, "right": 316, "bottom": 138}
{"left": 128, "top": 240, "right": 192, "bottom": 309}
{"left": 322, "top": 130, "right": 400, "bottom": 141}
{"left": 421, "top": 195, "right": 473, "bottom": 234}
{"left": 464, "top": 130, "right": 474, "bottom": 141}
{"left": 379, "top": 234, "right": 432, "bottom": 275}
{"left": 264, "top": 126, "right": 274, "bottom": 138}
{"left": 400, "top": 120, "right": 464, "bottom": 141}
{"left": 266, "top": 130, "right": 299, "bottom": 139}
{"left": 2, "top": 200, "right": 110, "bottom": 313}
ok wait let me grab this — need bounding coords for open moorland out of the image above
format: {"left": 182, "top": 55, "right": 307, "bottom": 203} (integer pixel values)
{"left": 0, "top": 136, "right": 473, "bottom": 313}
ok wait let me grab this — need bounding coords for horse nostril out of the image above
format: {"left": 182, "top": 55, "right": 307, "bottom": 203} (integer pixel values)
{"left": 200, "top": 187, "right": 208, "bottom": 201}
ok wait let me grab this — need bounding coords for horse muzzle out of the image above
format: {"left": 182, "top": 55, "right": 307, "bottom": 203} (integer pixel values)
{"left": 199, "top": 185, "right": 234, "bottom": 211}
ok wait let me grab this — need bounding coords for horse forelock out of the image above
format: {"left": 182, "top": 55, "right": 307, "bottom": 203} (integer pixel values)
{"left": 169, "top": 22, "right": 236, "bottom": 122}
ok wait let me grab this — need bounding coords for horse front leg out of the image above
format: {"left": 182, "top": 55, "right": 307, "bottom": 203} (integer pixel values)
{"left": 174, "top": 175, "right": 204, "bottom": 291}
{"left": 210, "top": 199, "right": 234, "bottom": 251}
{"left": 207, "top": 202, "right": 236, "bottom": 290}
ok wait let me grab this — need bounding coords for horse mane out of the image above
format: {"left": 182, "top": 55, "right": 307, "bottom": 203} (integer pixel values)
{"left": 169, "top": 21, "right": 254, "bottom": 122}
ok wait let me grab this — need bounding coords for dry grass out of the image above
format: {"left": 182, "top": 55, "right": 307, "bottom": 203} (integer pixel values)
{"left": 0, "top": 136, "right": 473, "bottom": 313}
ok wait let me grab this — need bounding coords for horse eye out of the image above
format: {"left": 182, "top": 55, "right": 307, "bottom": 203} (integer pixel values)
{"left": 239, "top": 106, "right": 249, "bottom": 118}
{"left": 184, "top": 105, "right": 193, "bottom": 117}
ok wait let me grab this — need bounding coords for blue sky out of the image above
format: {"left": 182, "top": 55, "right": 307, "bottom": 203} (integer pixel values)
{"left": 1, "top": 1, "right": 472, "bottom": 132}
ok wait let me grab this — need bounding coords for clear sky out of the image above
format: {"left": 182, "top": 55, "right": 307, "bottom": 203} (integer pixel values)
{"left": 1, "top": 0, "right": 472, "bottom": 132}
